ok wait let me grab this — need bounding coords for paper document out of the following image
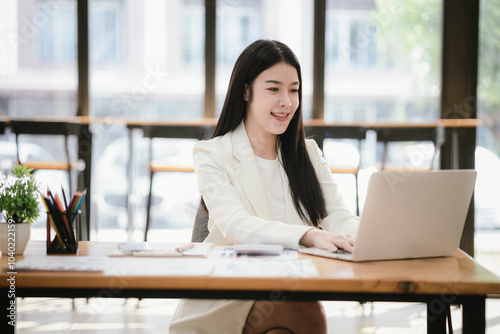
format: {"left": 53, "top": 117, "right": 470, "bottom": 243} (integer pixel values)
{"left": 213, "top": 258, "right": 318, "bottom": 277}
{"left": 210, "top": 246, "right": 318, "bottom": 277}
{"left": 112, "top": 242, "right": 213, "bottom": 257}
{"left": 16, "top": 256, "right": 106, "bottom": 272}
{"left": 104, "top": 258, "right": 214, "bottom": 276}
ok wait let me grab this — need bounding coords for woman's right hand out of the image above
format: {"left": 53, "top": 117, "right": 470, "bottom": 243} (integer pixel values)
{"left": 299, "top": 228, "right": 355, "bottom": 253}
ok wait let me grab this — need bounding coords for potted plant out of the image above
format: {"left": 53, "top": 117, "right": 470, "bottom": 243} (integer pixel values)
{"left": 0, "top": 164, "right": 41, "bottom": 255}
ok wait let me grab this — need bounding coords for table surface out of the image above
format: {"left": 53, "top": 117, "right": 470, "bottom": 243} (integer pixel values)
{"left": 1, "top": 241, "right": 499, "bottom": 297}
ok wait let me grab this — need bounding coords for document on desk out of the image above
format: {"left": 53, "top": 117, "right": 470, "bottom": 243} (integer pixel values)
{"left": 104, "top": 258, "right": 214, "bottom": 276}
{"left": 111, "top": 242, "right": 213, "bottom": 257}
{"left": 16, "top": 256, "right": 106, "bottom": 272}
{"left": 211, "top": 246, "right": 318, "bottom": 278}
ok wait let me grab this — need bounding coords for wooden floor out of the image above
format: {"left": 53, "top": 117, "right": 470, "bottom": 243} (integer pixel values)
{"left": 15, "top": 229, "right": 500, "bottom": 334}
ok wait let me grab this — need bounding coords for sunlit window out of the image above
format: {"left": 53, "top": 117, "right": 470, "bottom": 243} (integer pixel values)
{"left": 90, "top": 0, "right": 125, "bottom": 64}
{"left": 0, "top": 0, "right": 78, "bottom": 118}
{"left": 218, "top": 5, "right": 260, "bottom": 65}
{"left": 476, "top": 0, "right": 500, "bottom": 230}
{"left": 38, "top": 1, "right": 77, "bottom": 63}
{"left": 215, "top": 0, "right": 314, "bottom": 118}
{"left": 325, "top": 0, "right": 442, "bottom": 122}
{"left": 182, "top": 5, "right": 204, "bottom": 65}
{"left": 90, "top": 0, "right": 205, "bottom": 119}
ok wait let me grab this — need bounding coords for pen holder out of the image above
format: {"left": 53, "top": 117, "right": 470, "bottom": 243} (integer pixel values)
{"left": 46, "top": 211, "right": 80, "bottom": 254}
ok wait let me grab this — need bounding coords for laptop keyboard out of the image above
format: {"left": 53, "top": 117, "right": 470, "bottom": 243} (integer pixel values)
{"left": 298, "top": 247, "right": 353, "bottom": 260}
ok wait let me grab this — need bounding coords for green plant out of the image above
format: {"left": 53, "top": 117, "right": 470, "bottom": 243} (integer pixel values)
{"left": 0, "top": 164, "right": 41, "bottom": 224}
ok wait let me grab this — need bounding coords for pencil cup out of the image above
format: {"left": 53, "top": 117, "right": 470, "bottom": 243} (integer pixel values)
{"left": 46, "top": 211, "right": 80, "bottom": 254}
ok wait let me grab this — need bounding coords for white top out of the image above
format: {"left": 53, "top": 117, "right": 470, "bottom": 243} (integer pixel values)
{"left": 255, "top": 156, "right": 287, "bottom": 223}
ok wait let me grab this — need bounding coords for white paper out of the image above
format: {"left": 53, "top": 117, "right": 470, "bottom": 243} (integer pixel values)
{"left": 111, "top": 242, "right": 213, "bottom": 257}
{"left": 104, "top": 257, "right": 214, "bottom": 276}
{"left": 213, "top": 258, "right": 318, "bottom": 277}
{"left": 16, "top": 256, "right": 106, "bottom": 272}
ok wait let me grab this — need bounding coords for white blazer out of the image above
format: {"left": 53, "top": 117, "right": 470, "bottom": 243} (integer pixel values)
{"left": 193, "top": 120, "right": 359, "bottom": 249}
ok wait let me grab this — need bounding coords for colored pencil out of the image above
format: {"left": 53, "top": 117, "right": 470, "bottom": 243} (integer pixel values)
{"left": 40, "top": 192, "right": 67, "bottom": 251}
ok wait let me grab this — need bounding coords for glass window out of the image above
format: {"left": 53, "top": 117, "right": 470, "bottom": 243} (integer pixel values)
{"left": 325, "top": 0, "right": 443, "bottom": 123}
{"left": 38, "top": 1, "right": 77, "bottom": 63}
{"left": 476, "top": 0, "right": 500, "bottom": 230}
{"left": 215, "top": 0, "right": 314, "bottom": 119}
{"left": 90, "top": 0, "right": 125, "bottom": 64}
{"left": 0, "top": 0, "right": 78, "bottom": 118}
{"left": 89, "top": 0, "right": 206, "bottom": 240}
{"left": 90, "top": 0, "right": 205, "bottom": 120}
{"left": 182, "top": 7, "right": 204, "bottom": 65}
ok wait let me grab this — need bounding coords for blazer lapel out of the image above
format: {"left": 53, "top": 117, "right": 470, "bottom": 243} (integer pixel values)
{"left": 230, "top": 121, "right": 273, "bottom": 220}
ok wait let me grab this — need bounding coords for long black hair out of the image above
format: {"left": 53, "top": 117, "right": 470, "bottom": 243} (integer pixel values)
{"left": 212, "top": 39, "right": 326, "bottom": 227}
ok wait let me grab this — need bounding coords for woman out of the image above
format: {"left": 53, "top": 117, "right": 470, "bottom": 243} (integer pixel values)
{"left": 169, "top": 40, "right": 359, "bottom": 334}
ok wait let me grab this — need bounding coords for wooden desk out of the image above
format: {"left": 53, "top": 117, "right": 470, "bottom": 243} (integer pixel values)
{"left": 2, "top": 241, "right": 499, "bottom": 334}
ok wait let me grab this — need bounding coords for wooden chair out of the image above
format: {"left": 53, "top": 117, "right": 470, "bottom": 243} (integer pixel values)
{"left": 136, "top": 124, "right": 213, "bottom": 241}
{"left": 305, "top": 125, "right": 368, "bottom": 215}
{"left": 9, "top": 120, "right": 85, "bottom": 194}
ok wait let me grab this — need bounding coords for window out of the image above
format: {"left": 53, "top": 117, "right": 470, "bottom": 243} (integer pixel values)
{"left": 476, "top": 0, "right": 500, "bottom": 230}
{"left": 324, "top": 0, "right": 443, "bottom": 123}
{"left": 182, "top": 5, "right": 204, "bottom": 65}
{"left": 217, "top": 6, "right": 260, "bottom": 66}
{"left": 90, "top": 0, "right": 205, "bottom": 119}
{"left": 215, "top": 0, "right": 314, "bottom": 118}
{"left": 90, "top": 0, "right": 125, "bottom": 64}
{"left": 38, "top": 1, "right": 77, "bottom": 63}
{"left": 88, "top": 0, "right": 206, "bottom": 237}
{"left": 0, "top": 0, "right": 78, "bottom": 118}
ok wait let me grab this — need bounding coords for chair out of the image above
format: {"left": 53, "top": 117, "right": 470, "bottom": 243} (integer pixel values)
{"left": 373, "top": 125, "right": 442, "bottom": 171}
{"left": 304, "top": 124, "right": 368, "bottom": 215}
{"left": 137, "top": 124, "right": 213, "bottom": 241}
{"left": 9, "top": 120, "right": 85, "bottom": 194}
{"left": 191, "top": 201, "right": 209, "bottom": 242}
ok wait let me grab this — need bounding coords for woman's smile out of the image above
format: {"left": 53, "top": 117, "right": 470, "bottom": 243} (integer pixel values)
{"left": 270, "top": 111, "right": 291, "bottom": 121}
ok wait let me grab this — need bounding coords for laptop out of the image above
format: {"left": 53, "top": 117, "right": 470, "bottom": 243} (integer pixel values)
{"left": 299, "top": 170, "right": 477, "bottom": 262}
